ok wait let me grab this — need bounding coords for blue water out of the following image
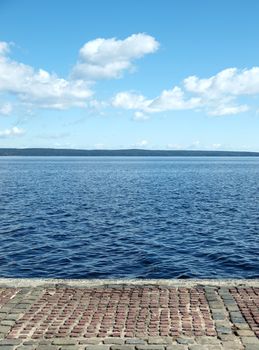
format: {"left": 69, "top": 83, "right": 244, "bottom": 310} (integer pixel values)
{"left": 0, "top": 157, "right": 258, "bottom": 279}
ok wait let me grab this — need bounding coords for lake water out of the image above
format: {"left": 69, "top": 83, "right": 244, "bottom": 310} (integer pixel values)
{"left": 0, "top": 157, "right": 258, "bottom": 279}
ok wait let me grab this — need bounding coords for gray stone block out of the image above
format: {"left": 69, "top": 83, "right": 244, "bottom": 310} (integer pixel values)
{"left": 125, "top": 339, "right": 146, "bottom": 345}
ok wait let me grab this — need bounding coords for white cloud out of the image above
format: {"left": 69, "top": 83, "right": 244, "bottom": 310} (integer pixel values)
{"left": 188, "top": 140, "right": 201, "bottom": 149}
{"left": 133, "top": 111, "right": 149, "bottom": 120}
{"left": 0, "top": 41, "right": 93, "bottom": 110}
{"left": 88, "top": 99, "right": 108, "bottom": 110}
{"left": 113, "top": 67, "right": 259, "bottom": 117}
{"left": 72, "top": 33, "right": 159, "bottom": 80}
{"left": 0, "top": 126, "right": 25, "bottom": 138}
{"left": 208, "top": 103, "right": 249, "bottom": 116}
{"left": 1, "top": 39, "right": 257, "bottom": 119}
{"left": 112, "top": 91, "right": 152, "bottom": 110}
{"left": 182, "top": 67, "right": 259, "bottom": 115}
{"left": 134, "top": 139, "right": 149, "bottom": 148}
{"left": 0, "top": 102, "right": 12, "bottom": 116}
{"left": 211, "top": 143, "right": 222, "bottom": 149}
{"left": 184, "top": 67, "right": 259, "bottom": 97}
{"left": 0, "top": 42, "right": 10, "bottom": 56}
{"left": 94, "top": 143, "right": 105, "bottom": 149}
{"left": 148, "top": 87, "right": 201, "bottom": 112}
{"left": 112, "top": 87, "right": 202, "bottom": 117}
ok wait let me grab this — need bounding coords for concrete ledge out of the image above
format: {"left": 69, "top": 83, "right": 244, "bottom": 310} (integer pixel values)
{"left": 0, "top": 277, "right": 259, "bottom": 288}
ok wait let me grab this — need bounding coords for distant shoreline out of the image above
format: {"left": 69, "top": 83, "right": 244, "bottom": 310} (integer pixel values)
{"left": 0, "top": 148, "right": 259, "bottom": 157}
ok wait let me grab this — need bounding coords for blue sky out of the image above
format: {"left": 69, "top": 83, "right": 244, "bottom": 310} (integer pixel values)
{"left": 1, "top": 0, "right": 259, "bottom": 150}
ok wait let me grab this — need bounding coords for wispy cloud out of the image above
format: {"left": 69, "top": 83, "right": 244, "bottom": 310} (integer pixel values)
{"left": 0, "top": 102, "right": 12, "bottom": 116}
{"left": 0, "top": 126, "right": 25, "bottom": 138}
{"left": 133, "top": 139, "right": 149, "bottom": 148}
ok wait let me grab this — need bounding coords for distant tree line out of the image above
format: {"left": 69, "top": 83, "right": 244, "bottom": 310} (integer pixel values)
{"left": 0, "top": 148, "right": 259, "bottom": 156}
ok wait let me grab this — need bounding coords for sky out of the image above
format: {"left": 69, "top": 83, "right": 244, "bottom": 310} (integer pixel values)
{"left": 1, "top": 0, "right": 259, "bottom": 151}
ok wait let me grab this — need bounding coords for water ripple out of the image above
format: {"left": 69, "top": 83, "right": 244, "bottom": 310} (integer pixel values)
{"left": 0, "top": 156, "right": 258, "bottom": 279}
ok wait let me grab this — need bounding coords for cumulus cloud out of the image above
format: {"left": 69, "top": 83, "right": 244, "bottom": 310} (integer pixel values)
{"left": 113, "top": 66, "right": 259, "bottom": 117}
{"left": 148, "top": 87, "right": 201, "bottom": 112}
{"left": 0, "top": 126, "right": 24, "bottom": 138}
{"left": 72, "top": 33, "right": 159, "bottom": 80}
{"left": 0, "top": 35, "right": 159, "bottom": 112}
{"left": 0, "top": 102, "right": 12, "bottom": 116}
{"left": 112, "top": 91, "right": 152, "bottom": 110}
{"left": 0, "top": 41, "right": 93, "bottom": 110}
{"left": 184, "top": 67, "right": 259, "bottom": 97}
{"left": 112, "top": 87, "right": 202, "bottom": 118}
{"left": 1, "top": 38, "right": 258, "bottom": 118}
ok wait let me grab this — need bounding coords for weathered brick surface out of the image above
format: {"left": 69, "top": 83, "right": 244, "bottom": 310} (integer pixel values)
{"left": 0, "top": 284, "right": 258, "bottom": 349}
{"left": 7, "top": 287, "right": 215, "bottom": 339}
{"left": 230, "top": 288, "right": 259, "bottom": 338}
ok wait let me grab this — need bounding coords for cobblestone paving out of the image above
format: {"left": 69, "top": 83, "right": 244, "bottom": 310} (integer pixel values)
{"left": 0, "top": 284, "right": 258, "bottom": 350}
{"left": 7, "top": 287, "right": 215, "bottom": 339}
{"left": 0, "top": 289, "right": 18, "bottom": 308}
{"left": 230, "top": 288, "right": 259, "bottom": 338}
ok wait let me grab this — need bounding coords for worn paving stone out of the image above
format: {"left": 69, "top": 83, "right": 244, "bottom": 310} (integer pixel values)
{"left": 220, "top": 341, "right": 243, "bottom": 349}
{"left": 230, "top": 288, "right": 259, "bottom": 339}
{"left": 175, "top": 337, "right": 195, "bottom": 345}
{"left": 0, "top": 339, "right": 22, "bottom": 345}
{"left": 0, "top": 323, "right": 15, "bottom": 329}
{"left": 218, "top": 334, "right": 240, "bottom": 341}
{"left": 147, "top": 338, "right": 172, "bottom": 345}
{"left": 52, "top": 339, "right": 78, "bottom": 345}
{"left": 236, "top": 330, "right": 256, "bottom": 337}
{"left": 7, "top": 287, "right": 215, "bottom": 339}
{"left": 213, "top": 314, "right": 226, "bottom": 321}
{"left": 79, "top": 339, "right": 103, "bottom": 345}
{"left": 195, "top": 336, "right": 221, "bottom": 345}
{"left": 85, "top": 346, "right": 111, "bottom": 350}
{"left": 22, "top": 341, "right": 37, "bottom": 345}
{"left": 235, "top": 323, "right": 251, "bottom": 330}
{"left": 103, "top": 339, "right": 124, "bottom": 345}
{"left": 240, "top": 336, "right": 259, "bottom": 344}
{"left": 0, "top": 284, "right": 257, "bottom": 349}
{"left": 136, "top": 346, "right": 165, "bottom": 350}
{"left": 125, "top": 339, "right": 146, "bottom": 345}
{"left": 110, "top": 345, "right": 134, "bottom": 350}
{"left": 244, "top": 345, "right": 259, "bottom": 350}
{"left": 0, "top": 290, "right": 18, "bottom": 309}
{"left": 36, "top": 346, "right": 60, "bottom": 350}
{"left": 189, "top": 345, "right": 221, "bottom": 350}
{"left": 216, "top": 326, "right": 233, "bottom": 334}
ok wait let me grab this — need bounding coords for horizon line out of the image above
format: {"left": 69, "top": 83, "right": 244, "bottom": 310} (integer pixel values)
{"left": 0, "top": 147, "right": 259, "bottom": 155}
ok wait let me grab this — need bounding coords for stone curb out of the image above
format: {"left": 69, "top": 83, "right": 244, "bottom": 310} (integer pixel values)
{"left": 0, "top": 279, "right": 259, "bottom": 289}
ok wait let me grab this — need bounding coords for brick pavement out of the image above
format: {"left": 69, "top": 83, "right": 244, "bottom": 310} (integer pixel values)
{"left": 0, "top": 282, "right": 258, "bottom": 350}
{"left": 230, "top": 288, "right": 259, "bottom": 338}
